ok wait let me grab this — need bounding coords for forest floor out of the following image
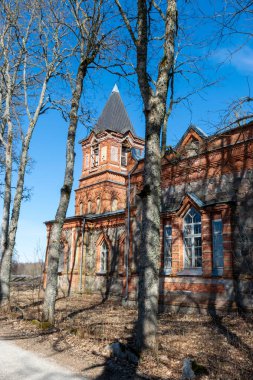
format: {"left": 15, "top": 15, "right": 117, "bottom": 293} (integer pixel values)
{"left": 0, "top": 279, "right": 252, "bottom": 380}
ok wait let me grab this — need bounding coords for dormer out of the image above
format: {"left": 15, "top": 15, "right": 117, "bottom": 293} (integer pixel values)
{"left": 175, "top": 124, "right": 208, "bottom": 157}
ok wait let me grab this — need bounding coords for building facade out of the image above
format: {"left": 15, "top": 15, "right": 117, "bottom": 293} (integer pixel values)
{"left": 44, "top": 85, "right": 253, "bottom": 313}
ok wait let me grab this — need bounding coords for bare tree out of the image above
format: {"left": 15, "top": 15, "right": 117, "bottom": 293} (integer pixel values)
{"left": 0, "top": 0, "right": 66, "bottom": 306}
{"left": 42, "top": 0, "right": 116, "bottom": 324}
{"left": 115, "top": 0, "right": 178, "bottom": 351}
{"left": 205, "top": 1, "right": 253, "bottom": 127}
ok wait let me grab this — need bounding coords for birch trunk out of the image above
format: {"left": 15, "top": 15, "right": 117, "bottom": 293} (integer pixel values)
{"left": 0, "top": 76, "right": 49, "bottom": 305}
{"left": 0, "top": 59, "right": 14, "bottom": 306}
{"left": 42, "top": 61, "right": 88, "bottom": 324}
{"left": 0, "top": 127, "right": 13, "bottom": 306}
{"left": 0, "top": 78, "right": 13, "bottom": 266}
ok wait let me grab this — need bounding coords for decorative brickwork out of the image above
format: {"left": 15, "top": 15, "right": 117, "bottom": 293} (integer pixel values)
{"left": 44, "top": 88, "right": 253, "bottom": 313}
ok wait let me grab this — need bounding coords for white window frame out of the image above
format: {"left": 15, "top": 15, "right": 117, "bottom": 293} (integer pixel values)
{"left": 91, "top": 144, "right": 99, "bottom": 167}
{"left": 87, "top": 200, "right": 92, "bottom": 214}
{"left": 96, "top": 197, "right": 101, "bottom": 214}
{"left": 212, "top": 219, "right": 224, "bottom": 276}
{"left": 183, "top": 207, "right": 202, "bottom": 269}
{"left": 163, "top": 225, "right": 172, "bottom": 274}
{"left": 100, "top": 241, "right": 108, "bottom": 273}
{"left": 111, "top": 198, "right": 118, "bottom": 212}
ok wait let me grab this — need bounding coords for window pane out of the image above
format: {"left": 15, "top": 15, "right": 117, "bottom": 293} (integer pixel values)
{"left": 185, "top": 214, "right": 192, "bottom": 224}
{"left": 212, "top": 220, "right": 224, "bottom": 270}
{"left": 184, "top": 207, "right": 202, "bottom": 268}
{"left": 164, "top": 226, "right": 172, "bottom": 271}
{"left": 185, "top": 247, "right": 192, "bottom": 267}
{"left": 194, "top": 224, "right": 201, "bottom": 234}
{"left": 184, "top": 237, "right": 192, "bottom": 247}
{"left": 184, "top": 225, "right": 192, "bottom": 235}
{"left": 193, "top": 212, "right": 201, "bottom": 223}
{"left": 195, "top": 256, "right": 202, "bottom": 267}
{"left": 164, "top": 226, "right": 172, "bottom": 237}
{"left": 194, "top": 237, "right": 202, "bottom": 247}
{"left": 100, "top": 242, "right": 108, "bottom": 272}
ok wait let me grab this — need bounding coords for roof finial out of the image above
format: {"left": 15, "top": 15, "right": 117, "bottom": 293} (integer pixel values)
{"left": 112, "top": 83, "right": 119, "bottom": 93}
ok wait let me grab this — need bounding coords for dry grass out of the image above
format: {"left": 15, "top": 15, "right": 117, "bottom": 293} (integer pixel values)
{"left": 0, "top": 281, "right": 252, "bottom": 379}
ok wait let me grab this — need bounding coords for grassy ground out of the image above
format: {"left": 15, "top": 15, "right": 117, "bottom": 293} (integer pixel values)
{"left": 0, "top": 280, "right": 252, "bottom": 379}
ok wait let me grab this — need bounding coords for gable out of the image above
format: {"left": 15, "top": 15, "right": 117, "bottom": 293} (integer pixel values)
{"left": 176, "top": 125, "right": 208, "bottom": 151}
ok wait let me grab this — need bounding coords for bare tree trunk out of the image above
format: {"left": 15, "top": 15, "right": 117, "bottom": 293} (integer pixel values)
{"left": 136, "top": 118, "right": 161, "bottom": 350}
{"left": 42, "top": 61, "right": 88, "bottom": 324}
{"left": 115, "top": 0, "right": 178, "bottom": 351}
{"left": 0, "top": 97, "right": 13, "bottom": 266}
{"left": 0, "top": 59, "right": 14, "bottom": 305}
{"left": 0, "top": 75, "right": 50, "bottom": 305}
{"left": 0, "top": 129, "right": 12, "bottom": 306}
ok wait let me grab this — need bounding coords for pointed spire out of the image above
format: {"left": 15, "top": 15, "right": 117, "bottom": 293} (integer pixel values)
{"left": 112, "top": 83, "right": 119, "bottom": 93}
{"left": 93, "top": 86, "right": 135, "bottom": 134}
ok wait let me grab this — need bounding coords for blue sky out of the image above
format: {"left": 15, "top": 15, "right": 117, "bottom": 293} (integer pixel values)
{"left": 3, "top": 1, "right": 253, "bottom": 262}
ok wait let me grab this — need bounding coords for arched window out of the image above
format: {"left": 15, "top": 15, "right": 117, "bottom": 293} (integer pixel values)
{"left": 87, "top": 200, "right": 92, "bottom": 214}
{"left": 111, "top": 198, "right": 118, "bottom": 212}
{"left": 91, "top": 143, "right": 99, "bottom": 167}
{"left": 79, "top": 202, "right": 83, "bottom": 215}
{"left": 100, "top": 241, "right": 108, "bottom": 273}
{"left": 184, "top": 207, "right": 202, "bottom": 268}
{"left": 96, "top": 197, "right": 101, "bottom": 214}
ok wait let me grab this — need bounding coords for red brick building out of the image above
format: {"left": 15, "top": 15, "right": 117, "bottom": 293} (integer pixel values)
{"left": 44, "top": 85, "right": 253, "bottom": 313}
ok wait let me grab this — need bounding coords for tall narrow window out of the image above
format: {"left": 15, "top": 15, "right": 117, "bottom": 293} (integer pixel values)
{"left": 85, "top": 153, "right": 89, "bottom": 168}
{"left": 100, "top": 241, "right": 108, "bottom": 273}
{"left": 111, "top": 198, "right": 118, "bottom": 212}
{"left": 96, "top": 197, "right": 101, "bottom": 214}
{"left": 164, "top": 225, "right": 172, "bottom": 274}
{"left": 111, "top": 146, "right": 118, "bottom": 162}
{"left": 212, "top": 220, "right": 224, "bottom": 276}
{"left": 87, "top": 200, "right": 92, "bottom": 214}
{"left": 79, "top": 202, "right": 83, "bottom": 215}
{"left": 184, "top": 207, "right": 202, "bottom": 268}
{"left": 121, "top": 146, "right": 127, "bottom": 166}
{"left": 101, "top": 146, "right": 107, "bottom": 161}
{"left": 91, "top": 144, "right": 99, "bottom": 167}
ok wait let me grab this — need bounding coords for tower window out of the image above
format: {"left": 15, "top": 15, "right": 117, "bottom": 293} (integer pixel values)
{"left": 121, "top": 146, "right": 127, "bottom": 166}
{"left": 111, "top": 198, "right": 118, "bottom": 212}
{"left": 87, "top": 200, "right": 92, "bottom": 214}
{"left": 91, "top": 144, "right": 99, "bottom": 167}
{"left": 111, "top": 146, "right": 118, "bottom": 162}
{"left": 96, "top": 197, "right": 101, "bottom": 214}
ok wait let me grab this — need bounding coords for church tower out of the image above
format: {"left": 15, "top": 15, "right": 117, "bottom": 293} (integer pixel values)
{"left": 44, "top": 85, "right": 144, "bottom": 294}
{"left": 75, "top": 85, "right": 144, "bottom": 216}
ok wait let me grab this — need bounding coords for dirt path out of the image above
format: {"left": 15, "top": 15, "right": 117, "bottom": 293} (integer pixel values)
{"left": 1, "top": 288, "right": 252, "bottom": 380}
{"left": 0, "top": 339, "right": 85, "bottom": 380}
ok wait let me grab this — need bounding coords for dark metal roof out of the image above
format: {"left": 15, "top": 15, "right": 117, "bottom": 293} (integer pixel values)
{"left": 44, "top": 210, "right": 125, "bottom": 224}
{"left": 93, "top": 85, "right": 135, "bottom": 134}
{"left": 162, "top": 193, "right": 234, "bottom": 213}
{"left": 187, "top": 192, "right": 205, "bottom": 208}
